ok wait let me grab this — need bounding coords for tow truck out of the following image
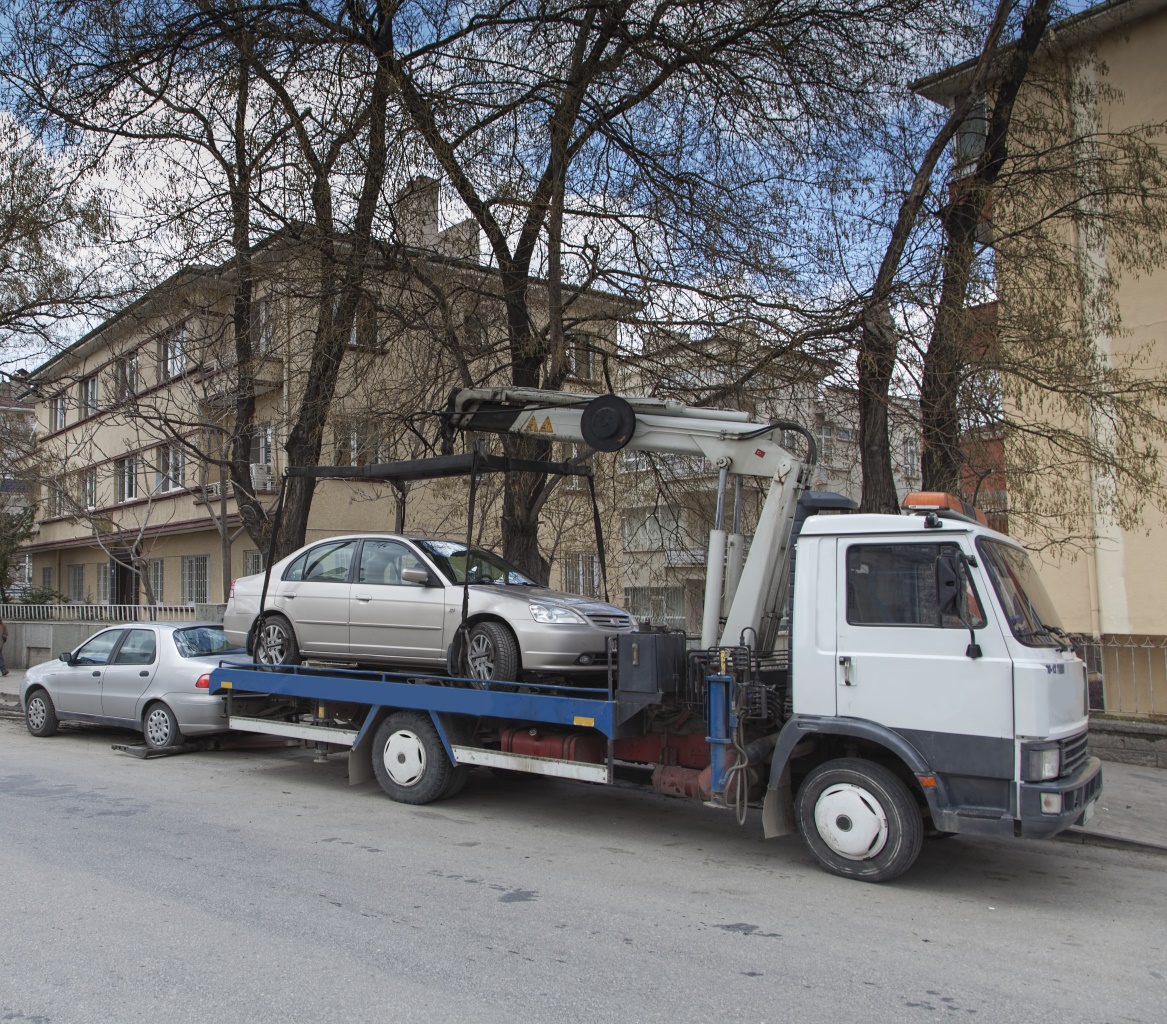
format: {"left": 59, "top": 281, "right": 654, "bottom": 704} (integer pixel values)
{"left": 208, "top": 387, "right": 1102, "bottom": 882}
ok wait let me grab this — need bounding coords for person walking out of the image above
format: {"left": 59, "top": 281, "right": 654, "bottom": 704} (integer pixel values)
{"left": 0, "top": 611, "right": 8, "bottom": 676}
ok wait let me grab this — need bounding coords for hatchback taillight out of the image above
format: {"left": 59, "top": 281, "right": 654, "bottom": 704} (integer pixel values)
{"left": 229, "top": 579, "right": 236, "bottom": 599}
{"left": 196, "top": 674, "right": 210, "bottom": 690}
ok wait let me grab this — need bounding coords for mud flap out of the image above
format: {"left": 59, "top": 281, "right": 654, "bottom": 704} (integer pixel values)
{"left": 348, "top": 706, "right": 391, "bottom": 786}
{"left": 762, "top": 762, "right": 796, "bottom": 838}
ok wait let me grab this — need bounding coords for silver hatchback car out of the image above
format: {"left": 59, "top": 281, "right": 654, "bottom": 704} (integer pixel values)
{"left": 222, "top": 535, "right": 634, "bottom": 681}
{"left": 21, "top": 623, "right": 244, "bottom": 748}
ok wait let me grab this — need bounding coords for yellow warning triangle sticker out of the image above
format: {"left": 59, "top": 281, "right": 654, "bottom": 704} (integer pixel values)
{"left": 525, "top": 415, "right": 539, "bottom": 432}
{"left": 539, "top": 416, "right": 553, "bottom": 433}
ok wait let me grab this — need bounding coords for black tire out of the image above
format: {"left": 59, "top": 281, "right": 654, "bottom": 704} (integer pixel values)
{"left": 795, "top": 758, "right": 923, "bottom": 883}
{"left": 465, "top": 621, "right": 520, "bottom": 682}
{"left": 253, "top": 615, "right": 301, "bottom": 666}
{"left": 439, "top": 764, "right": 471, "bottom": 800}
{"left": 371, "top": 711, "right": 455, "bottom": 805}
{"left": 143, "top": 702, "right": 185, "bottom": 749}
{"left": 25, "top": 688, "right": 59, "bottom": 738}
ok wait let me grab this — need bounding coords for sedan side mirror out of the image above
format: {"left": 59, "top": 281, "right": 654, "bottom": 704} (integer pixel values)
{"left": 58, "top": 651, "right": 75, "bottom": 665}
{"left": 401, "top": 567, "right": 432, "bottom": 585}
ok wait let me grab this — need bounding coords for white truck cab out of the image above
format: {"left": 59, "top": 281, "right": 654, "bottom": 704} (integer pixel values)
{"left": 763, "top": 496, "right": 1102, "bottom": 880}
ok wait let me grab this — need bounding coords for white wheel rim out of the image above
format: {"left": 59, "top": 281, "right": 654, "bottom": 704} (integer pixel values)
{"left": 28, "top": 696, "right": 46, "bottom": 731}
{"left": 146, "top": 708, "right": 173, "bottom": 747}
{"left": 814, "top": 782, "right": 889, "bottom": 861}
{"left": 467, "top": 634, "right": 494, "bottom": 679}
{"left": 383, "top": 729, "right": 426, "bottom": 786}
{"left": 258, "top": 622, "right": 287, "bottom": 663}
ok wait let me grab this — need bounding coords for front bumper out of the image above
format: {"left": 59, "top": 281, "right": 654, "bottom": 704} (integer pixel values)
{"left": 509, "top": 621, "right": 629, "bottom": 673}
{"left": 1018, "top": 755, "right": 1104, "bottom": 838}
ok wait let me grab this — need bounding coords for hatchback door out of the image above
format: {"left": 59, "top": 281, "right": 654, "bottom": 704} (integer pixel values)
{"left": 101, "top": 627, "right": 159, "bottom": 721}
{"left": 349, "top": 539, "right": 447, "bottom": 665}
{"left": 53, "top": 629, "right": 125, "bottom": 715}
{"left": 281, "top": 540, "right": 357, "bottom": 654}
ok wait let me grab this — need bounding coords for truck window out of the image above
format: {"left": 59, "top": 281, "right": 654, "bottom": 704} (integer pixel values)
{"left": 846, "top": 543, "right": 986, "bottom": 628}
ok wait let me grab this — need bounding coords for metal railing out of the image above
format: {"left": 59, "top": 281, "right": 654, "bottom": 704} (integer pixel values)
{"left": 0, "top": 603, "right": 226, "bottom": 623}
{"left": 1073, "top": 634, "right": 1167, "bottom": 717}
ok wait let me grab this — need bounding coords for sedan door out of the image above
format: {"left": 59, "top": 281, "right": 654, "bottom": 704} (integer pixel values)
{"left": 100, "top": 628, "right": 159, "bottom": 722}
{"left": 348, "top": 539, "right": 448, "bottom": 665}
{"left": 52, "top": 629, "right": 125, "bottom": 715}
{"left": 280, "top": 540, "right": 358, "bottom": 655}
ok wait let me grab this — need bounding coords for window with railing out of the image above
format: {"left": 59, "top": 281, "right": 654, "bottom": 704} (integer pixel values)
{"left": 623, "top": 586, "right": 688, "bottom": 631}
{"left": 563, "top": 552, "right": 601, "bottom": 597}
{"left": 181, "top": 554, "right": 209, "bottom": 605}
{"left": 243, "top": 549, "right": 263, "bottom": 577}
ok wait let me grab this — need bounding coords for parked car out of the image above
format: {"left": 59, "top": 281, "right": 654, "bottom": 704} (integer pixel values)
{"left": 21, "top": 622, "right": 245, "bottom": 748}
{"left": 222, "top": 535, "right": 635, "bottom": 681}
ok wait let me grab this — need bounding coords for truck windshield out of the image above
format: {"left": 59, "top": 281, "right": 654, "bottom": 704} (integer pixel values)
{"left": 416, "top": 540, "right": 535, "bottom": 586}
{"left": 976, "top": 539, "right": 1064, "bottom": 648}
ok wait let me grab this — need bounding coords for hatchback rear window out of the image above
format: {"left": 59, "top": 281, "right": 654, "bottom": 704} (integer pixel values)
{"left": 173, "top": 626, "right": 241, "bottom": 658}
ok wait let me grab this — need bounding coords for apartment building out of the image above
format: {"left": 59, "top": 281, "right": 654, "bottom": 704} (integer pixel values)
{"left": 21, "top": 183, "right": 629, "bottom": 608}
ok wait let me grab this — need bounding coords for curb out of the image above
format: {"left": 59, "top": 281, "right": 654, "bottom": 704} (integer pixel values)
{"left": 1056, "top": 827, "right": 1167, "bottom": 857}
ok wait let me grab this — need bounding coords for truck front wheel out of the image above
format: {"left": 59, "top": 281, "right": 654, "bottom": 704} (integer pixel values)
{"left": 372, "top": 711, "right": 456, "bottom": 805}
{"left": 796, "top": 758, "right": 923, "bottom": 883}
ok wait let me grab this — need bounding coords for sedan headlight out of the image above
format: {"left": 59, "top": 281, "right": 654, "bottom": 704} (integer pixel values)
{"left": 529, "top": 603, "right": 586, "bottom": 624}
{"left": 1023, "top": 744, "right": 1060, "bottom": 782}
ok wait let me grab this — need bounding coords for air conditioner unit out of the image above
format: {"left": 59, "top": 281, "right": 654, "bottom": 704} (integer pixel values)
{"left": 250, "top": 463, "right": 273, "bottom": 491}
{"left": 206, "top": 481, "right": 221, "bottom": 499}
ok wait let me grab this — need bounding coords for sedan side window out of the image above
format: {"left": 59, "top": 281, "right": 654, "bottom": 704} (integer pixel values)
{"left": 358, "top": 540, "right": 428, "bottom": 586}
{"left": 75, "top": 630, "right": 124, "bottom": 665}
{"left": 301, "top": 541, "right": 357, "bottom": 583}
{"left": 112, "top": 629, "right": 157, "bottom": 666}
{"left": 283, "top": 553, "right": 308, "bottom": 581}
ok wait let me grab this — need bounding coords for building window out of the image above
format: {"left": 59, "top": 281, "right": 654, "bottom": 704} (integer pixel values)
{"left": 816, "top": 422, "right": 853, "bottom": 467}
{"left": 181, "top": 555, "right": 209, "bottom": 605}
{"left": 149, "top": 558, "right": 165, "bottom": 603}
{"left": 42, "top": 566, "right": 53, "bottom": 591}
{"left": 622, "top": 506, "right": 684, "bottom": 553}
{"left": 563, "top": 552, "right": 601, "bottom": 597}
{"left": 78, "top": 375, "right": 99, "bottom": 418}
{"left": 114, "top": 353, "right": 139, "bottom": 400}
{"left": 154, "top": 444, "right": 184, "bottom": 492}
{"left": 67, "top": 564, "right": 86, "bottom": 603}
{"left": 462, "top": 314, "right": 486, "bottom": 354}
{"left": 159, "top": 327, "right": 186, "bottom": 380}
{"left": 48, "top": 395, "right": 67, "bottom": 432}
{"left": 902, "top": 433, "right": 920, "bottom": 483}
{"left": 243, "top": 549, "right": 264, "bottom": 577}
{"left": 566, "top": 334, "right": 596, "bottom": 380}
{"left": 46, "top": 483, "right": 65, "bottom": 517}
{"left": 251, "top": 425, "right": 273, "bottom": 466}
{"left": 256, "top": 298, "right": 274, "bottom": 354}
{"left": 115, "top": 456, "right": 138, "bottom": 503}
{"left": 623, "top": 586, "right": 687, "bottom": 631}
{"left": 82, "top": 467, "right": 98, "bottom": 510}
{"left": 333, "top": 418, "right": 380, "bottom": 467}
{"left": 348, "top": 300, "right": 381, "bottom": 351}
{"left": 96, "top": 562, "right": 111, "bottom": 605}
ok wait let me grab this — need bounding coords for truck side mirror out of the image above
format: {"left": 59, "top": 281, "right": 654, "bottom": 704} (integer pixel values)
{"left": 936, "top": 555, "right": 961, "bottom": 618}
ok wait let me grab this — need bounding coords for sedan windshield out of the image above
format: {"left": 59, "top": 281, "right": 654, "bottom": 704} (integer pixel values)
{"left": 976, "top": 539, "right": 1063, "bottom": 647}
{"left": 416, "top": 540, "right": 535, "bottom": 586}
{"left": 173, "top": 626, "right": 242, "bottom": 658}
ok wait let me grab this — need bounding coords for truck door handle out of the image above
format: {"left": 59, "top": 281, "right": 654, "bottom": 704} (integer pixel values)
{"left": 838, "top": 656, "right": 852, "bottom": 686}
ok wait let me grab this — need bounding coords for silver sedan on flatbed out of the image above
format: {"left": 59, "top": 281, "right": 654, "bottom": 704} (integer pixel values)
{"left": 222, "top": 535, "right": 635, "bottom": 682}
{"left": 21, "top": 623, "right": 245, "bottom": 748}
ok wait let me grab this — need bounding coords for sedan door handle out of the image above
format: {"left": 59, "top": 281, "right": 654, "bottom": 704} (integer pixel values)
{"left": 92, "top": 670, "right": 101, "bottom": 677}
{"left": 356, "top": 594, "right": 371, "bottom": 603}
{"left": 139, "top": 670, "right": 150, "bottom": 677}
{"left": 284, "top": 593, "right": 295, "bottom": 599}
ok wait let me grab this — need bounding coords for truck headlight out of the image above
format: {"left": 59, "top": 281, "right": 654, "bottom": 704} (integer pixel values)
{"left": 529, "top": 603, "right": 586, "bottom": 624}
{"left": 1023, "top": 744, "right": 1060, "bottom": 782}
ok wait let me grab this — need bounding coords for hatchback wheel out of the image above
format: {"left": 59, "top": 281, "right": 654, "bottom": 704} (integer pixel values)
{"left": 25, "top": 689, "right": 59, "bottom": 738}
{"left": 254, "top": 615, "right": 301, "bottom": 666}
{"left": 143, "top": 702, "right": 184, "bottom": 749}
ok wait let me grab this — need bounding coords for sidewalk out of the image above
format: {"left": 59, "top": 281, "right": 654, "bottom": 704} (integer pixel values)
{"left": 1, "top": 667, "right": 1164, "bottom": 854}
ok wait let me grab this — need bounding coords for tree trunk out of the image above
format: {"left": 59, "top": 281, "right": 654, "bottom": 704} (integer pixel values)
{"left": 858, "top": 303, "right": 902, "bottom": 513}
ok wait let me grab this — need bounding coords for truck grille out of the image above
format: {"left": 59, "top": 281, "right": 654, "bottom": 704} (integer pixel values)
{"left": 1059, "top": 731, "right": 1089, "bottom": 777}
{"left": 586, "top": 612, "right": 633, "bottom": 630}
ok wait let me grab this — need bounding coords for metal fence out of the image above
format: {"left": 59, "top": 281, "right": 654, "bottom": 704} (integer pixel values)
{"left": 0, "top": 603, "right": 227, "bottom": 623}
{"left": 1073, "top": 634, "right": 1167, "bottom": 717}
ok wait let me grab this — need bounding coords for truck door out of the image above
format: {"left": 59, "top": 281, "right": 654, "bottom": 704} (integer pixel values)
{"left": 835, "top": 538, "right": 1014, "bottom": 785}
{"left": 349, "top": 539, "right": 447, "bottom": 666}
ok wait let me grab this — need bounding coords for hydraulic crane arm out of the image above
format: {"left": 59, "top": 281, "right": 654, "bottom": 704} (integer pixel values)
{"left": 445, "top": 387, "right": 814, "bottom": 652}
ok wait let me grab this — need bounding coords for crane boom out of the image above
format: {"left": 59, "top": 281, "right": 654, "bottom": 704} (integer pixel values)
{"left": 446, "top": 387, "right": 813, "bottom": 652}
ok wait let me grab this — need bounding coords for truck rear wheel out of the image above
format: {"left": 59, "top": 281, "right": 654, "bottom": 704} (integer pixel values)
{"left": 371, "top": 711, "right": 455, "bottom": 805}
{"left": 796, "top": 758, "right": 923, "bottom": 883}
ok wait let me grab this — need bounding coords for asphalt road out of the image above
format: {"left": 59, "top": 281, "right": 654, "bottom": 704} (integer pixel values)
{"left": 1, "top": 716, "right": 1163, "bottom": 1024}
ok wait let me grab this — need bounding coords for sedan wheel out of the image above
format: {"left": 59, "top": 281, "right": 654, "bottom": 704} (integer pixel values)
{"left": 143, "top": 702, "right": 184, "bottom": 749}
{"left": 465, "top": 622, "right": 520, "bottom": 682}
{"left": 255, "top": 616, "right": 301, "bottom": 666}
